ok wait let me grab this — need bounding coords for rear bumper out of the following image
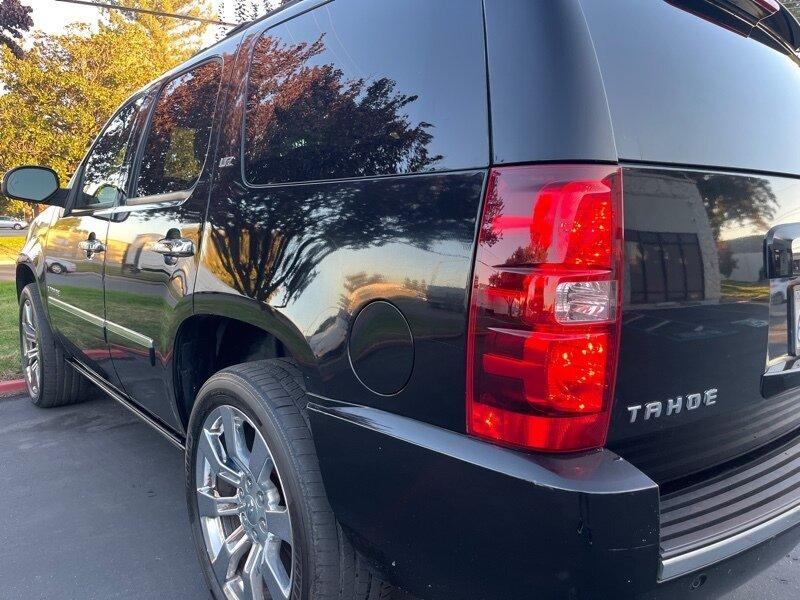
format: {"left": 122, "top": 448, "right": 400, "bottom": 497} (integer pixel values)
{"left": 309, "top": 402, "right": 800, "bottom": 599}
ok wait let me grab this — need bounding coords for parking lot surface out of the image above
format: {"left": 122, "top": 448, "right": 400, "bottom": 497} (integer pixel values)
{"left": 0, "top": 392, "right": 207, "bottom": 599}
{"left": 0, "top": 391, "right": 798, "bottom": 600}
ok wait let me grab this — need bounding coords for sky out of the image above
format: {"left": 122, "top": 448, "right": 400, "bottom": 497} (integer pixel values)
{"left": 28, "top": 1, "right": 249, "bottom": 41}
{"left": 31, "top": 1, "right": 99, "bottom": 35}
{"left": 29, "top": 1, "right": 261, "bottom": 35}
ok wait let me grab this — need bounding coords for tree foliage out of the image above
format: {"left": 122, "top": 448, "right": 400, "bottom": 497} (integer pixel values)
{"left": 0, "top": 1, "right": 211, "bottom": 216}
{"left": 226, "top": 0, "right": 291, "bottom": 23}
{"left": 0, "top": 0, "right": 31, "bottom": 59}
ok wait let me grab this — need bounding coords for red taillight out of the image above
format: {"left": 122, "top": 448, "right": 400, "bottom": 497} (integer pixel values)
{"left": 466, "top": 164, "right": 623, "bottom": 452}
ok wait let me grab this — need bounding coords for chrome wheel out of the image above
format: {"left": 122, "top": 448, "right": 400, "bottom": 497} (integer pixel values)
{"left": 20, "top": 298, "right": 41, "bottom": 397}
{"left": 196, "top": 405, "right": 293, "bottom": 600}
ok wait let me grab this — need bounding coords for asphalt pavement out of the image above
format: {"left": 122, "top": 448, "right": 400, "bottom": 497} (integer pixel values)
{"left": 0, "top": 264, "right": 14, "bottom": 282}
{"left": 0, "top": 226, "right": 25, "bottom": 281}
{"left": 0, "top": 392, "right": 208, "bottom": 600}
{"left": 0, "top": 390, "right": 798, "bottom": 600}
{"left": 0, "top": 228, "right": 27, "bottom": 237}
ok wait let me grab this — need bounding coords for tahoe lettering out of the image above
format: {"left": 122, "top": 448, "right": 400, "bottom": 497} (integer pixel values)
{"left": 627, "top": 389, "right": 718, "bottom": 424}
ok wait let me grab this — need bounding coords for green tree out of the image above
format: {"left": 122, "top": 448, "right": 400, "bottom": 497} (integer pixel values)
{"left": 0, "top": 2, "right": 212, "bottom": 216}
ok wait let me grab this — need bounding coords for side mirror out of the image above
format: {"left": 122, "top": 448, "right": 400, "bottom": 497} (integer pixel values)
{"left": 2, "top": 166, "right": 64, "bottom": 206}
{"left": 93, "top": 183, "right": 125, "bottom": 206}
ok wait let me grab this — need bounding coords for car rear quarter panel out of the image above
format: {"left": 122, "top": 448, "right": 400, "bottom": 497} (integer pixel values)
{"left": 195, "top": 0, "right": 490, "bottom": 432}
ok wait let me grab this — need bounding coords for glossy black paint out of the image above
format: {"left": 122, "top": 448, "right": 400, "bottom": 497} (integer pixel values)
{"left": 483, "top": 0, "right": 617, "bottom": 166}
{"left": 347, "top": 301, "right": 413, "bottom": 396}
{"left": 309, "top": 402, "right": 800, "bottom": 600}
{"left": 102, "top": 53, "right": 233, "bottom": 430}
{"left": 37, "top": 33, "right": 244, "bottom": 433}
{"left": 581, "top": 0, "right": 800, "bottom": 177}
{"left": 199, "top": 0, "right": 489, "bottom": 431}
{"left": 13, "top": 0, "right": 800, "bottom": 597}
{"left": 610, "top": 166, "right": 800, "bottom": 484}
{"left": 309, "top": 403, "right": 660, "bottom": 599}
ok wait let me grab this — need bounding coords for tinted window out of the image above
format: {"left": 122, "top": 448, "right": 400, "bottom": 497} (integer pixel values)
{"left": 243, "top": 0, "right": 488, "bottom": 185}
{"left": 626, "top": 230, "right": 705, "bottom": 304}
{"left": 79, "top": 97, "right": 144, "bottom": 208}
{"left": 582, "top": 0, "right": 800, "bottom": 176}
{"left": 136, "top": 61, "right": 222, "bottom": 197}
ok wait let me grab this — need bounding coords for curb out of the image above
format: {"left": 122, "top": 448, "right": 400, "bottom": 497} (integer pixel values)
{"left": 0, "top": 379, "right": 26, "bottom": 395}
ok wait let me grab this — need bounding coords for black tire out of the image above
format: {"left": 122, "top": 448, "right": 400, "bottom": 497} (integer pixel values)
{"left": 186, "top": 358, "right": 402, "bottom": 600}
{"left": 19, "top": 283, "right": 89, "bottom": 407}
{"left": 13, "top": 223, "right": 21, "bottom": 230}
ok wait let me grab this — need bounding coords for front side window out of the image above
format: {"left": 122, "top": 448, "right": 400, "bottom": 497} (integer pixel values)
{"left": 79, "top": 96, "right": 144, "bottom": 208}
{"left": 136, "top": 61, "right": 222, "bottom": 197}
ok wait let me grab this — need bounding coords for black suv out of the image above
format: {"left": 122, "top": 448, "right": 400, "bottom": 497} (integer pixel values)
{"left": 5, "top": 0, "right": 800, "bottom": 597}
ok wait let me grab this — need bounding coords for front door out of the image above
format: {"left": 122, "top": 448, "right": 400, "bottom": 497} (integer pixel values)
{"left": 45, "top": 96, "right": 146, "bottom": 381}
{"left": 103, "top": 59, "right": 225, "bottom": 429}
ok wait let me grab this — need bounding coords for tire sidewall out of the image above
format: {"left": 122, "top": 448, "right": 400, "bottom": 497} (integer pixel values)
{"left": 19, "top": 285, "right": 43, "bottom": 403}
{"left": 186, "top": 375, "right": 312, "bottom": 600}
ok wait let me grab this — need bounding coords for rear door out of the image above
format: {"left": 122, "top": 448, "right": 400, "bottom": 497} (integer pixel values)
{"left": 103, "top": 57, "right": 227, "bottom": 429}
{"left": 577, "top": 0, "right": 800, "bottom": 483}
{"left": 45, "top": 95, "right": 146, "bottom": 381}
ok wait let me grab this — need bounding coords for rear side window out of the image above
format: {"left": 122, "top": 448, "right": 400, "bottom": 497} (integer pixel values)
{"left": 243, "top": 0, "right": 488, "bottom": 185}
{"left": 136, "top": 61, "right": 222, "bottom": 197}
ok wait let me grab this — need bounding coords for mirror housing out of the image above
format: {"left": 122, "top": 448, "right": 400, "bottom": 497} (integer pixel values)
{"left": 2, "top": 166, "right": 66, "bottom": 207}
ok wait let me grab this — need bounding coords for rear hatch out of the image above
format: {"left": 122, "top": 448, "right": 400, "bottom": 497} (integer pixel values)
{"left": 580, "top": 0, "right": 800, "bottom": 483}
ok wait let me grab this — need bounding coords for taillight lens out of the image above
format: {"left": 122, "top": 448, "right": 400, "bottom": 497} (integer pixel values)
{"left": 466, "top": 165, "right": 623, "bottom": 452}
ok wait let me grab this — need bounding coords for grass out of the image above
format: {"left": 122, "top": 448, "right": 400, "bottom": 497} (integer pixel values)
{"left": 0, "top": 236, "right": 25, "bottom": 265}
{"left": 0, "top": 281, "right": 20, "bottom": 380}
{"left": 721, "top": 280, "right": 770, "bottom": 301}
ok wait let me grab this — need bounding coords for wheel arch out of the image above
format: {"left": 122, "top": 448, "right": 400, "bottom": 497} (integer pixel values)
{"left": 16, "top": 262, "right": 37, "bottom": 299}
{"left": 175, "top": 293, "right": 315, "bottom": 429}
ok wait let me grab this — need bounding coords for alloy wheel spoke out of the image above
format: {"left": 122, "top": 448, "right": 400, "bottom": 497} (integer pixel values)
{"left": 265, "top": 509, "right": 291, "bottom": 543}
{"left": 262, "top": 548, "right": 291, "bottom": 600}
{"left": 199, "top": 429, "right": 243, "bottom": 487}
{"left": 24, "top": 347, "right": 38, "bottom": 364}
{"left": 241, "top": 544, "right": 266, "bottom": 600}
{"left": 27, "top": 364, "right": 38, "bottom": 392}
{"left": 22, "top": 323, "right": 36, "bottom": 344}
{"left": 196, "top": 488, "right": 240, "bottom": 518}
{"left": 248, "top": 434, "right": 273, "bottom": 484}
{"left": 219, "top": 405, "right": 248, "bottom": 470}
{"left": 212, "top": 526, "right": 251, "bottom": 584}
{"left": 197, "top": 405, "right": 293, "bottom": 599}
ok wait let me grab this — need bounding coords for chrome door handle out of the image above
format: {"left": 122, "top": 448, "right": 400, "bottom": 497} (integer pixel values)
{"left": 77, "top": 239, "right": 105, "bottom": 254}
{"left": 152, "top": 237, "right": 195, "bottom": 258}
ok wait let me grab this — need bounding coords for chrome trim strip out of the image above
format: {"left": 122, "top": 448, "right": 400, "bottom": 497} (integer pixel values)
{"left": 49, "top": 297, "right": 104, "bottom": 328}
{"left": 105, "top": 320, "right": 154, "bottom": 349}
{"left": 122, "top": 190, "right": 191, "bottom": 208}
{"left": 69, "top": 359, "right": 184, "bottom": 450}
{"left": 48, "top": 297, "right": 154, "bottom": 349}
{"left": 659, "top": 502, "right": 800, "bottom": 581}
